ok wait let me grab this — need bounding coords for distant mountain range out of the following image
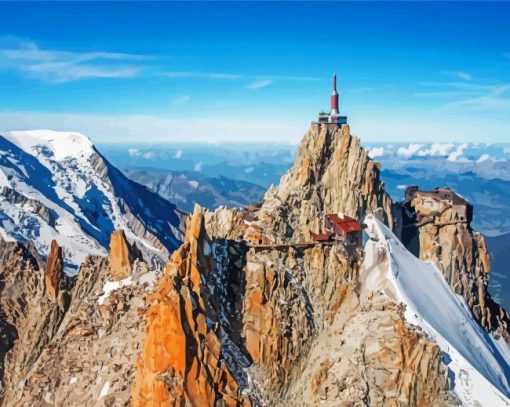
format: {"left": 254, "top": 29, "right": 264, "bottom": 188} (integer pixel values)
{"left": 124, "top": 169, "right": 265, "bottom": 212}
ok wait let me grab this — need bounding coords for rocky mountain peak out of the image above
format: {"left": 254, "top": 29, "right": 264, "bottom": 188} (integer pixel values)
{"left": 131, "top": 206, "right": 251, "bottom": 406}
{"left": 2, "top": 130, "right": 95, "bottom": 163}
{"left": 0, "top": 130, "right": 185, "bottom": 273}
{"left": 245, "top": 123, "right": 394, "bottom": 245}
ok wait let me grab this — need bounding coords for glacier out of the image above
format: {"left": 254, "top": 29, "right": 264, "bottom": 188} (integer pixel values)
{"left": 362, "top": 214, "right": 510, "bottom": 406}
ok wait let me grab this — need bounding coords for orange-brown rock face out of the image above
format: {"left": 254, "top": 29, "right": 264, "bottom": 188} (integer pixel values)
{"left": 131, "top": 207, "right": 250, "bottom": 407}
{"left": 45, "top": 240, "right": 63, "bottom": 299}
{"left": 109, "top": 230, "right": 135, "bottom": 280}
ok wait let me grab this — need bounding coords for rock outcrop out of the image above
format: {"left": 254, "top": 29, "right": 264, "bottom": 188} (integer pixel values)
{"left": 0, "top": 238, "right": 70, "bottom": 404}
{"left": 417, "top": 213, "right": 510, "bottom": 341}
{"left": 400, "top": 191, "right": 510, "bottom": 342}
{"left": 245, "top": 123, "right": 395, "bottom": 245}
{"left": 0, "top": 234, "right": 155, "bottom": 406}
{"left": 45, "top": 240, "right": 63, "bottom": 300}
{"left": 131, "top": 207, "right": 250, "bottom": 407}
{"left": 109, "top": 230, "right": 142, "bottom": 281}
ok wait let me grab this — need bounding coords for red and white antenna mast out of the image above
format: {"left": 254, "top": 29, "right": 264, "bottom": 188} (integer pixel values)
{"left": 330, "top": 72, "right": 339, "bottom": 115}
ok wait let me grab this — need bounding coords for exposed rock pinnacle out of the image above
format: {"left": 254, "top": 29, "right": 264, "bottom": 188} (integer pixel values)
{"left": 45, "top": 240, "right": 63, "bottom": 300}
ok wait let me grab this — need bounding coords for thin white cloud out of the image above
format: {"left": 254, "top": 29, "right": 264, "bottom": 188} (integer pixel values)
{"left": 162, "top": 72, "right": 319, "bottom": 83}
{"left": 258, "top": 74, "right": 320, "bottom": 81}
{"left": 417, "top": 142, "right": 456, "bottom": 157}
{"left": 416, "top": 78, "right": 510, "bottom": 119}
{"left": 442, "top": 84, "right": 510, "bottom": 114}
{"left": 447, "top": 143, "right": 468, "bottom": 162}
{"left": 0, "top": 38, "right": 147, "bottom": 83}
{"left": 440, "top": 71, "right": 472, "bottom": 81}
{"left": 1, "top": 109, "right": 509, "bottom": 144}
{"left": 175, "top": 149, "right": 183, "bottom": 159}
{"left": 477, "top": 153, "right": 491, "bottom": 163}
{"left": 397, "top": 143, "right": 424, "bottom": 157}
{"left": 419, "top": 81, "right": 494, "bottom": 92}
{"left": 171, "top": 95, "right": 191, "bottom": 105}
{"left": 142, "top": 151, "right": 155, "bottom": 160}
{"left": 163, "top": 71, "right": 242, "bottom": 80}
{"left": 0, "top": 111, "right": 308, "bottom": 143}
{"left": 367, "top": 147, "right": 384, "bottom": 158}
{"left": 248, "top": 80, "right": 271, "bottom": 90}
{"left": 128, "top": 148, "right": 141, "bottom": 157}
{"left": 457, "top": 72, "right": 472, "bottom": 81}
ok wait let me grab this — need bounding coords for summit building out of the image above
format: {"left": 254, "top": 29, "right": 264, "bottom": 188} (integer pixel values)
{"left": 316, "top": 73, "right": 348, "bottom": 125}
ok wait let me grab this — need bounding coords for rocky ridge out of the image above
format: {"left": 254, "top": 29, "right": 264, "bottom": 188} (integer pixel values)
{"left": 0, "top": 122, "right": 508, "bottom": 405}
{"left": 128, "top": 123, "right": 458, "bottom": 405}
{"left": 245, "top": 124, "right": 395, "bottom": 245}
{"left": 414, "top": 206, "right": 510, "bottom": 341}
{"left": 0, "top": 231, "right": 154, "bottom": 405}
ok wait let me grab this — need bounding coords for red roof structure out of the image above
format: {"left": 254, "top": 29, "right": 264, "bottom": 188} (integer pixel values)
{"left": 325, "top": 214, "right": 362, "bottom": 235}
{"left": 312, "top": 213, "right": 362, "bottom": 244}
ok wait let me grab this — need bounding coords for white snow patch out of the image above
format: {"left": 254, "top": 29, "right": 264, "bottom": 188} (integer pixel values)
{"left": 188, "top": 180, "right": 199, "bottom": 189}
{"left": 362, "top": 215, "right": 510, "bottom": 406}
{"left": 99, "top": 381, "right": 110, "bottom": 399}
{"left": 97, "top": 277, "right": 133, "bottom": 305}
{"left": 4, "top": 130, "right": 94, "bottom": 162}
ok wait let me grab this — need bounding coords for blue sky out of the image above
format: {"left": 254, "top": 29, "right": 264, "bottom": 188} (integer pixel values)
{"left": 0, "top": 2, "right": 509, "bottom": 143}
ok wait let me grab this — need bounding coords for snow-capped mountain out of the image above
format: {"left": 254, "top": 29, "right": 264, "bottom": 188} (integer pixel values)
{"left": 363, "top": 215, "right": 510, "bottom": 406}
{"left": 0, "top": 130, "right": 185, "bottom": 273}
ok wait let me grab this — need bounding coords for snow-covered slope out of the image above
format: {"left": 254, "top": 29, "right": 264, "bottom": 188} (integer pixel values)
{"left": 0, "top": 130, "right": 185, "bottom": 273}
{"left": 362, "top": 215, "right": 510, "bottom": 406}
